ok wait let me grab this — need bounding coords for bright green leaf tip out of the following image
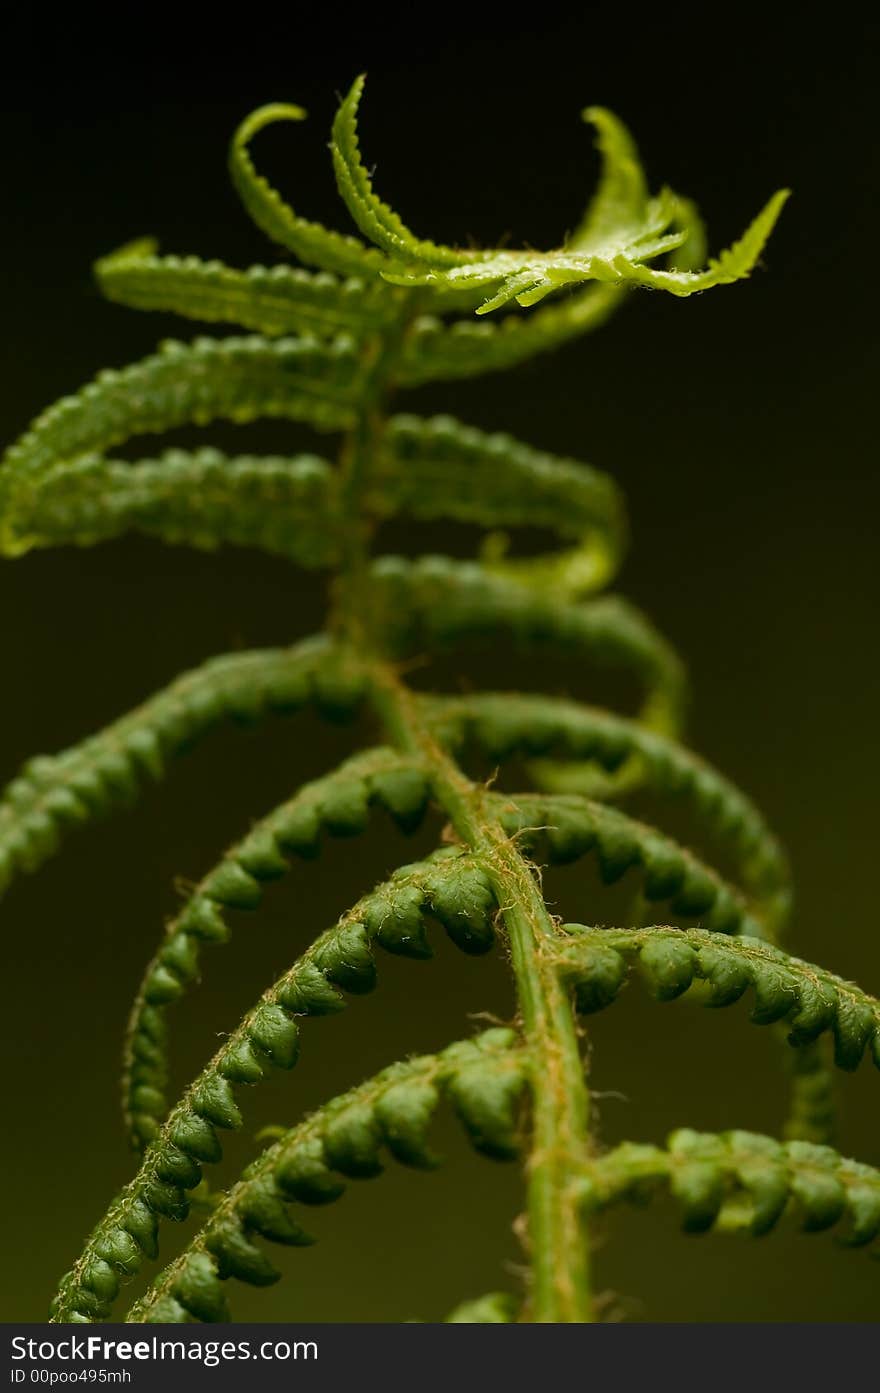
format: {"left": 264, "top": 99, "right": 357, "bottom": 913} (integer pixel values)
{"left": 233, "top": 102, "right": 309, "bottom": 141}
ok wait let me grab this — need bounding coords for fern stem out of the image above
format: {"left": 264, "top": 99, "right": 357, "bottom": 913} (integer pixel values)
{"left": 332, "top": 302, "right": 595, "bottom": 1320}
{"left": 369, "top": 664, "right": 594, "bottom": 1321}
{"left": 333, "top": 317, "right": 411, "bottom": 642}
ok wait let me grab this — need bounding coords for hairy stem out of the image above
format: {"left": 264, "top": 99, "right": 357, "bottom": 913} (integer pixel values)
{"left": 333, "top": 317, "right": 409, "bottom": 643}
{"left": 331, "top": 314, "right": 593, "bottom": 1320}
{"left": 369, "top": 665, "right": 594, "bottom": 1322}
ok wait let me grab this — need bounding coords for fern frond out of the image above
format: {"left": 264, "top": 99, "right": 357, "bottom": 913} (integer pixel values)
{"left": 569, "top": 106, "right": 648, "bottom": 242}
{"left": 380, "top": 101, "right": 788, "bottom": 311}
{"left": 556, "top": 926, "right": 880, "bottom": 1072}
{"left": 0, "top": 335, "right": 360, "bottom": 502}
{"left": 95, "top": 240, "right": 398, "bottom": 338}
{"left": 368, "top": 558, "right": 685, "bottom": 737}
{"left": 665, "top": 195, "right": 709, "bottom": 274}
{"left": 51, "top": 848, "right": 498, "bottom": 1321}
{"left": 10, "top": 78, "right": 847, "bottom": 1325}
{"left": 0, "top": 450, "right": 341, "bottom": 564}
{"left": 385, "top": 189, "right": 788, "bottom": 310}
{"left": 125, "top": 1029, "right": 526, "bottom": 1322}
{"left": 374, "top": 415, "right": 627, "bottom": 596}
{"left": 497, "top": 795, "right": 764, "bottom": 939}
{"left": 583, "top": 1129, "right": 880, "bottom": 1245}
{"left": 430, "top": 691, "right": 790, "bottom": 927}
{"left": 229, "top": 104, "right": 385, "bottom": 277}
{"left": 0, "top": 639, "right": 352, "bottom": 900}
{"left": 125, "top": 746, "right": 432, "bottom": 1148}
{"left": 330, "top": 76, "right": 481, "bottom": 270}
{"left": 398, "top": 288, "right": 624, "bottom": 384}
{"left": 784, "top": 1038, "right": 837, "bottom": 1144}
{"left": 568, "top": 111, "right": 702, "bottom": 276}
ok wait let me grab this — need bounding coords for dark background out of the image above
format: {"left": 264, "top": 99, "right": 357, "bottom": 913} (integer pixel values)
{"left": 2, "top": 12, "right": 878, "bottom": 1322}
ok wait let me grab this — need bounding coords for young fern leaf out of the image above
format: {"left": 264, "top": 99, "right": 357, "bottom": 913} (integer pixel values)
{"left": 569, "top": 110, "right": 707, "bottom": 273}
{"left": 330, "top": 75, "right": 483, "bottom": 270}
{"left": 398, "top": 286, "right": 625, "bottom": 384}
{"left": 0, "top": 334, "right": 360, "bottom": 513}
{"left": 368, "top": 556, "right": 686, "bottom": 807}
{"left": 495, "top": 794, "right": 766, "bottom": 939}
{"left": 50, "top": 848, "right": 499, "bottom": 1322}
{"left": 1, "top": 451, "right": 342, "bottom": 564}
{"left": 784, "top": 1038, "right": 837, "bottom": 1144}
{"left": 95, "top": 240, "right": 398, "bottom": 337}
{"left": 582, "top": 1130, "right": 880, "bottom": 1246}
{"left": 556, "top": 926, "right": 880, "bottom": 1073}
{"left": 374, "top": 415, "right": 627, "bottom": 597}
{"left": 229, "top": 104, "right": 385, "bottom": 277}
{"left": 366, "top": 557, "right": 685, "bottom": 737}
{"left": 0, "top": 638, "right": 357, "bottom": 900}
{"left": 9, "top": 77, "right": 869, "bottom": 1325}
{"left": 125, "top": 746, "right": 432, "bottom": 1149}
{"left": 388, "top": 188, "right": 788, "bottom": 312}
{"left": 427, "top": 691, "right": 791, "bottom": 929}
{"left": 125, "top": 1029, "right": 526, "bottom": 1323}
{"left": 380, "top": 99, "right": 789, "bottom": 311}
{"left": 568, "top": 106, "right": 651, "bottom": 250}
{"left": 448, "top": 187, "right": 788, "bottom": 312}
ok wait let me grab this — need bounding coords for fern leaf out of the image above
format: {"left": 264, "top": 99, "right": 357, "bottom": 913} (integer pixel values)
{"left": 95, "top": 240, "right": 399, "bottom": 337}
{"left": 330, "top": 76, "right": 480, "bottom": 269}
{"left": 568, "top": 106, "right": 651, "bottom": 252}
{"left": 125, "top": 1030, "right": 526, "bottom": 1322}
{"left": 666, "top": 195, "right": 709, "bottom": 274}
{"left": 7, "top": 78, "right": 843, "bottom": 1324}
{"left": 1, "top": 450, "right": 342, "bottom": 565}
{"left": 0, "top": 336, "right": 360, "bottom": 503}
{"left": 368, "top": 557, "right": 685, "bottom": 738}
{"left": 430, "top": 691, "right": 790, "bottom": 929}
{"left": 569, "top": 110, "right": 704, "bottom": 276}
{"left": 0, "top": 639, "right": 353, "bottom": 901}
{"left": 381, "top": 103, "right": 787, "bottom": 311}
{"left": 51, "top": 848, "right": 499, "bottom": 1321}
{"left": 229, "top": 104, "right": 384, "bottom": 277}
{"left": 125, "top": 747, "right": 432, "bottom": 1148}
{"left": 374, "top": 414, "right": 627, "bottom": 596}
{"left": 556, "top": 926, "right": 880, "bottom": 1072}
{"left": 583, "top": 1129, "right": 880, "bottom": 1246}
{"left": 398, "top": 288, "right": 624, "bottom": 384}
{"left": 385, "top": 188, "right": 788, "bottom": 310}
{"left": 497, "top": 795, "right": 764, "bottom": 939}
{"left": 783, "top": 1038, "right": 837, "bottom": 1144}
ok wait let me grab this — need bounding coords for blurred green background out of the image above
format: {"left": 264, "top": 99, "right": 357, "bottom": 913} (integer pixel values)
{"left": 2, "top": 14, "right": 877, "bottom": 1322}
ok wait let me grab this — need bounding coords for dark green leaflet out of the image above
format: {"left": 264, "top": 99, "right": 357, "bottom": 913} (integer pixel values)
{"left": 427, "top": 690, "right": 790, "bottom": 929}
{"left": 51, "top": 848, "right": 500, "bottom": 1321}
{"left": 124, "top": 746, "right": 432, "bottom": 1149}
{"left": 555, "top": 925, "right": 880, "bottom": 1072}
{"left": 127, "top": 1030, "right": 526, "bottom": 1322}
{"left": 0, "top": 638, "right": 362, "bottom": 902}
{"left": 583, "top": 1130, "right": 880, "bottom": 1245}
{"left": 1, "top": 451, "right": 342, "bottom": 564}
{"left": 96, "top": 241, "right": 398, "bottom": 337}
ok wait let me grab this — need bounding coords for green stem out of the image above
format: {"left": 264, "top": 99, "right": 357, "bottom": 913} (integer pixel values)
{"left": 369, "top": 665, "right": 594, "bottom": 1322}
{"left": 331, "top": 313, "right": 594, "bottom": 1321}
{"left": 333, "top": 317, "right": 409, "bottom": 644}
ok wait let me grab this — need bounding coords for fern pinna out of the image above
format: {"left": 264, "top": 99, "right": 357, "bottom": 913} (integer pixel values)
{"left": 3, "top": 76, "right": 876, "bottom": 1326}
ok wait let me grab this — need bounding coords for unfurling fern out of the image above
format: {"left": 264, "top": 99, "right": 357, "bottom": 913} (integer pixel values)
{"left": 3, "top": 75, "right": 874, "bottom": 1326}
